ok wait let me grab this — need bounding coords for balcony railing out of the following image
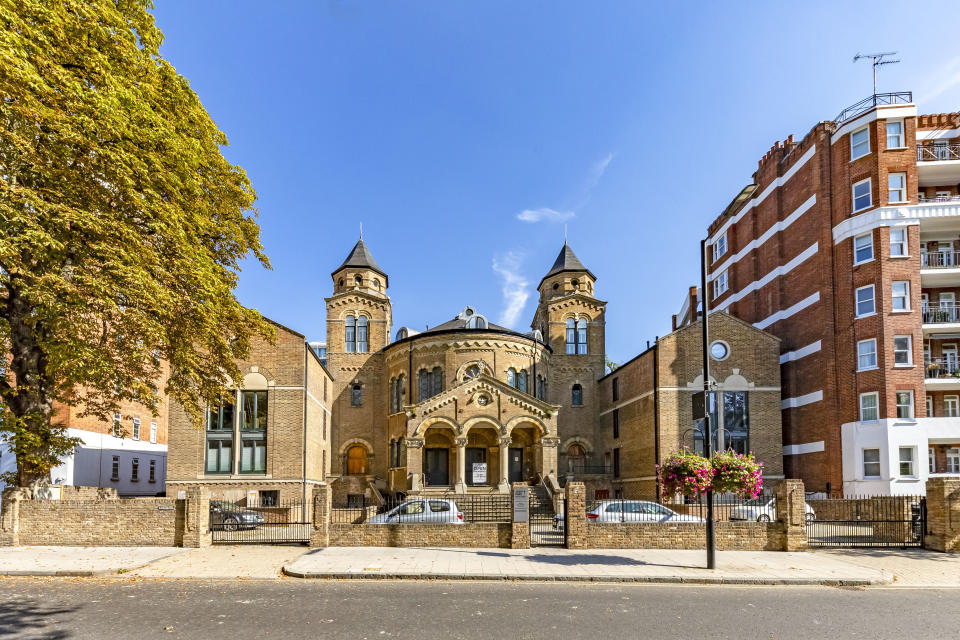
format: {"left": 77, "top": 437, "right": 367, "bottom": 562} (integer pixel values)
{"left": 918, "top": 142, "right": 960, "bottom": 162}
{"left": 925, "top": 358, "right": 960, "bottom": 379}
{"left": 922, "top": 251, "right": 960, "bottom": 268}
{"left": 923, "top": 305, "right": 960, "bottom": 324}
{"left": 918, "top": 194, "right": 960, "bottom": 204}
{"left": 835, "top": 92, "right": 913, "bottom": 124}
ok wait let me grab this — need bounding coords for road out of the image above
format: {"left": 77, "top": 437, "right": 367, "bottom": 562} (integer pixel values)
{"left": 0, "top": 578, "right": 958, "bottom": 639}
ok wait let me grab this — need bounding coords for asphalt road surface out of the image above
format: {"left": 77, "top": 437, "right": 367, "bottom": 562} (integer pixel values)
{"left": 1, "top": 578, "right": 958, "bottom": 639}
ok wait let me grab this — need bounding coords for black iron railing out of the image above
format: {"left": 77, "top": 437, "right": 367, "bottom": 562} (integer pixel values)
{"left": 805, "top": 495, "right": 925, "bottom": 548}
{"left": 925, "top": 358, "right": 960, "bottom": 379}
{"left": 330, "top": 493, "right": 512, "bottom": 524}
{"left": 835, "top": 92, "right": 912, "bottom": 124}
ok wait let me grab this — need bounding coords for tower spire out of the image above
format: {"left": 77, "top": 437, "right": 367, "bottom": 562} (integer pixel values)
{"left": 359, "top": 221, "right": 363, "bottom": 240}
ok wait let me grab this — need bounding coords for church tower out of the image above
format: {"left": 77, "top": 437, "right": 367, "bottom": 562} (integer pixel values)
{"left": 325, "top": 238, "right": 392, "bottom": 483}
{"left": 531, "top": 243, "right": 607, "bottom": 463}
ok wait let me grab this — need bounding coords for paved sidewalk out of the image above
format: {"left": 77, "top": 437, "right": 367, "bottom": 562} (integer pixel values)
{"left": 0, "top": 546, "right": 182, "bottom": 576}
{"left": 283, "top": 547, "right": 891, "bottom": 585}
{"left": 129, "top": 545, "right": 307, "bottom": 580}
{"left": 815, "top": 549, "right": 960, "bottom": 587}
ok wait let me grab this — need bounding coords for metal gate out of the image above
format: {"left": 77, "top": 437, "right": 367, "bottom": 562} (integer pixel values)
{"left": 530, "top": 497, "right": 566, "bottom": 547}
{"left": 210, "top": 497, "right": 310, "bottom": 545}
{"left": 806, "top": 495, "right": 925, "bottom": 548}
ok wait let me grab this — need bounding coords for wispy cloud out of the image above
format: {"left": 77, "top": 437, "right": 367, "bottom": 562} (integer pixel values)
{"left": 583, "top": 152, "right": 614, "bottom": 193}
{"left": 516, "top": 207, "right": 575, "bottom": 223}
{"left": 492, "top": 251, "right": 530, "bottom": 328}
{"left": 919, "top": 56, "right": 960, "bottom": 103}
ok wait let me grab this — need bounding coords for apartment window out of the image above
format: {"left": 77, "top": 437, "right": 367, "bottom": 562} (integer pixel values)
{"left": 713, "top": 234, "right": 727, "bottom": 261}
{"left": 857, "top": 338, "right": 878, "bottom": 371}
{"left": 860, "top": 392, "right": 879, "bottom": 422}
{"left": 890, "top": 228, "right": 908, "bottom": 257}
{"left": 111, "top": 456, "right": 120, "bottom": 481}
{"left": 886, "top": 120, "right": 904, "bottom": 148}
{"left": 899, "top": 447, "right": 916, "bottom": 477}
{"left": 205, "top": 400, "right": 234, "bottom": 475}
{"left": 851, "top": 127, "right": 870, "bottom": 160}
{"left": 612, "top": 378, "right": 619, "bottom": 402}
{"left": 612, "top": 409, "right": 620, "bottom": 439}
{"left": 613, "top": 447, "right": 621, "bottom": 479}
{"left": 854, "top": 232, "right": 874, "bottom": 264}
{"left": 149, "top": 421, "right": 157, "bottom": 444}
{"left": 131, "top": 458, "right": 139, "bottom": 482}
{"left": 948, "top": 448, "right": 960, "bottom": 473}
{"left": 862, "top": 448, "right": 881, "bottom": 478}
{"left": 896, "top": 390, "right": 914, "bottom": 419}
{"left": 149, "top": 459, "right": 156, "bottom": 483}
{"left": 571, "top": 384, "right": 583, "bottom": 407}
{"left": 132, "top": 418, "right": 141, "bottom": 441}
{"left": 852, "top": 178, "right": 872, "bottom": 212}
{"left": 891, "top": 281, "right": 910, "bottom": 310}
{"left": 856, "top": 285, "right": 875, "bottom": 317}
{"left": 930, "top": 447, "right": 936, "bottom": 473}
{"left": 942, "top": 395, "right": 960, "bottom": 417}
{"left": 344, "top": 315, "right": 356, "bottom": 353}
{"left": 112, "top": 413, "right": 122, "bottom": 438}
{"left": 893, "top": 335, "right": 912, "bottom": 366}
{"left": 888, "top": 172, "right": 907, "bottom": 203}
{"left": 239, "top": 390, "right": 267, "bottom": 474}
{"left": 713, "top": 270, "right": 729, "bottom": 299}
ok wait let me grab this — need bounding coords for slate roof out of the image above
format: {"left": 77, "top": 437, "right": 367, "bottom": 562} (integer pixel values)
{"left": 332, "top": 238, "right": 387, "bottom": 279}
{"left": 540, "top": 242, "right": 595, "bottom": 285}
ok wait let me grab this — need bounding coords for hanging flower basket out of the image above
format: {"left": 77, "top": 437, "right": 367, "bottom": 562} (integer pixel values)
{"left": 656, "top": 450, "right": 714, "bottom": 498}
{"left": 711, "top": 450, "right": 764, "bottom": 498}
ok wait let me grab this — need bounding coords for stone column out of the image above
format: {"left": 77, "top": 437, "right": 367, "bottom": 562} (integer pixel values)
{"left": 498, "top": 437, "right": 512, "bottom": 492}
{"left": 310, "top": 483, "right": 332, "bottom": 548}
{"left": 180, "top": 486, "right": 211, "bottom": 548}
{"left": 564, "top": 482, "right": 586, "bottom": 549}
{"left": 541, "top": 437, "right": 560, "bottom": 480}
{"left": 774, "top": 479, "right": 807, "bottom": 552}
{"left": 925, "top": 476, "right": 960, "bottom": 553}
{"left": 455, "top": 437, "right": 468, "bottom": 493}
{"left": 511, "top": 482, "right": 530, "bottom": 549}
{"left": 405, "top": 438, "right": 424, "bottom": 493}
{"left": 0, "top": 488, "right": 26, "bottom": 547}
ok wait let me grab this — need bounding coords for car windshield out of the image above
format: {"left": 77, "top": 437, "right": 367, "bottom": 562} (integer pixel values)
{"left": 211, "top": 501, "right": 233, "bottom": 510}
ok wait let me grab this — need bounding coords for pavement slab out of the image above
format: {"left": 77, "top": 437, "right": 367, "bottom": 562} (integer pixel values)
{"left": 129, "top": 544, "right": 310, "bottom": 579}
{"left": 0, "top": 546, "right": 182, "bottom": 576}
{"left": 283, "top": 547, "right": 892, "bottom": 585}
{"left": 814, "top": 548, "right": 960, "bottom": 587}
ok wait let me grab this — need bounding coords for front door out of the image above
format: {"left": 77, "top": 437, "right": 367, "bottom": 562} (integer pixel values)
{"left": 425, "top": 448, "right": 449, "bottom": 486}
{"left": 509, "top": 447, "right": 523, "bottom": 483}
{"left": 465, "top": 447, "right": 487, "bottom": 486}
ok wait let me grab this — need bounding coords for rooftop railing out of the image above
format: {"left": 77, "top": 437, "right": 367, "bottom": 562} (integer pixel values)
{"left": 918, "top": 142, "right": 960, "bottom": 162}
{"left": 835, "top": 92, "right": 913, "bottom": 124}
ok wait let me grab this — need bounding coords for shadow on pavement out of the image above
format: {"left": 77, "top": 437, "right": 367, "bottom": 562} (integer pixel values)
{"left": 0, "top": 598, "right": 76, "bottom": 639}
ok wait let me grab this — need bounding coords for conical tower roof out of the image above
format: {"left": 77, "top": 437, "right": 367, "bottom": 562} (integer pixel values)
{"left": 332, "top": 238, "right": 387, "bottom": 279}
{"left": 540, "top": 242, "right": 595, "bottom": 286}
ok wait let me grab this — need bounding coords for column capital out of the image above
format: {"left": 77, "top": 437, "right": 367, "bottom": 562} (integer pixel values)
{"left": 455, "top": 437, "right": 469, "bottom": 448}
{"left": 405, "top": 438, "right": 424, "bottom": 449}
{"left": 499, "top": 437, "right": 513, "bottom": 447}
{"left": 541, "top": 437, "right": 561, "bottom": 448}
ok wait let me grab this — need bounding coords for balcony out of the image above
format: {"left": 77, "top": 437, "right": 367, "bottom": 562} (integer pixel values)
{"left": 921, "top": 251, "right": 960, "bottom": 268}
{"left": 835, "top": 92, "right": 913, "bottom": 124}
{"left": 918, "top": 142, "right": 960, "bottom": 162}
{"left": 925, "top": 359, "right": 960, "bottom": 390}
{"left": 921, "top": 251, "right": 960, "bottom": 286}
{"left": 917, "top": 142, "right": 960, "bottom": 187}
{"left": 922, "top": 305, "right": 960, "bottom": 334}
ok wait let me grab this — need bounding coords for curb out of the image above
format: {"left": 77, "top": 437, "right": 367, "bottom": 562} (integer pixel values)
{"left": 280, "top": 567, "right": 887, "bottom": 586}
{"left": 0, "top": 569, "right": 114, "bottom": 577}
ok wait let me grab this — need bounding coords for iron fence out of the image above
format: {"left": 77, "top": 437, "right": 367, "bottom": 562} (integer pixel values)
{"left": 330, "top": 493, "right": 512, "bottom": 525}
{"left": 805, "top": 494, "right": 925, "bottom": 548}
{"left": 579, "top": 492, "right": 779, "bottom": 525}
{"left": 210, "top": 497, "right": 310, "bottom": 544}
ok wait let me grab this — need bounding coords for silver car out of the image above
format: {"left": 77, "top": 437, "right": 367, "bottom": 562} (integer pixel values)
{"left": 554, "top": 500, "right": 705, "bottom": 530}
{"left": 729, "top": 497, "right": 816, "bottom": 523}
{"left": 367, "top": 499, "right": 464, "bottom": 524}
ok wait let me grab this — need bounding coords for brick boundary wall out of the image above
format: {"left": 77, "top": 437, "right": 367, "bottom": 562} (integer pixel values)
{"left": 329, "top": 523, "right": 512, "bottom": 548}
{"left": 925, "top": 477, "right": 960, "bottom": 553}
{"left": 0, "top": 486, "right": 211, "bottom": 548}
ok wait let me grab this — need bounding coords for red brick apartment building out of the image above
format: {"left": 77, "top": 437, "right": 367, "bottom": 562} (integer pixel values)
{"left": 692, "top": 92, "right": 960, "bottom": 496}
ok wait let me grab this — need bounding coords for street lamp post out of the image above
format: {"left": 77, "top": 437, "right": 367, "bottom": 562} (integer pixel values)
{"left": 700, "top": 239, "right": 716, "bottom": 569}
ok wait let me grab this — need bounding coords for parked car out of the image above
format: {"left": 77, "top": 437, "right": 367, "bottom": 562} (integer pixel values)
{"left": 367, "top": 499, "right": 464, "bottom": 524}
{"left": 728, "top": 497, "right": 816, "bottom": 523}
{"left": 209, "top": 500, "right": 265, "bottom": 531}
{"left": 553, "top": 500, "right": 705, "bottom": 530}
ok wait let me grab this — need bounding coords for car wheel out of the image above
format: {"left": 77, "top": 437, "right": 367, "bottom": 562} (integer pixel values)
{"left": 223, "top": 517, "right": 239, "bottom": 532}
{"left": 805, "top": 512, "right": 815, "bottom": 523}
{"left": 757, "top": 514, "right": 771, "bottom": 523}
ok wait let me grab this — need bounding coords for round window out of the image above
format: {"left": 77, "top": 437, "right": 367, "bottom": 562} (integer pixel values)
{"left": 476, "top": 394, "right": 490, "bottom": 406}
{"left": 710, "top": 341, "right": 729, "bottom": 361}
{"left": 464, "top": 364, "right": 481, "bottom": 380}
{"left": 552, "top": 283, "right": 559, "bottom": 291}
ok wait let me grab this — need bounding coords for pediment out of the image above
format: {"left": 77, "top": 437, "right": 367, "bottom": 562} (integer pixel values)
{"left": 414, "top": 372, "right": 558, "bottom": 421}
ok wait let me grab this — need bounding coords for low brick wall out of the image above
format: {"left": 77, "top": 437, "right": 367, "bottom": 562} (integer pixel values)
{"left": 17, "top": 498, "right": 182, "bottom": 547}
{"left": 329, "top": 523, "right": 511, "bottom": 548}
{"left": 582, "top": 521, "right": 785, "bottom": 551}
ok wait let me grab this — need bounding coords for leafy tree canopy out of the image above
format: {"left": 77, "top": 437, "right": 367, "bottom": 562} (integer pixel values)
{"left": 0, "top": 0, "right": 272, "bottom": 485}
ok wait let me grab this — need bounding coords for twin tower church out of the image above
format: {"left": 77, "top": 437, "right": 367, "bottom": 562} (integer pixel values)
{"left": 168, "top": 237, "right": 784, "bottom": 505}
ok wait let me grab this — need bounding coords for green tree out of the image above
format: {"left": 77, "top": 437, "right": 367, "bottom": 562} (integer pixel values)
{"left": 605, "top": 359, "right": 620, "bottom": 374}
{"left": 0, "top": 0, "right": 272, "bottom": 486}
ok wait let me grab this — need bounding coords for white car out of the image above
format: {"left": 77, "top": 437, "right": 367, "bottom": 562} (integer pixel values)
{"left": 554, "top": 500, "right": 705, "bottom": 530}
{"left": 367, "top": 499, "right": 464, "bottom": 525}
{"left": 728, "top": 497, "right": 816, "bottom": 523}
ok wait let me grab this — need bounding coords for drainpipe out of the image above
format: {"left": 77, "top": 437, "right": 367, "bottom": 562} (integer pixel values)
{"left": 302, "top": 343, "right": 309, "bottom": 508}
{"left": 653, "top": 338, "right": 661, "bottom": 503}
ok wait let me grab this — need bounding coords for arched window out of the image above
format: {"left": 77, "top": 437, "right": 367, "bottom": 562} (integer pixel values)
{"left": 396, "top": 373, "right": 405, "bottom": 410}
{"left": 518, "top": 370, "right": 527, "bottom": 393}
{"left": 346, "top": 445, "right": 367, "bottom": 475}
{"left": 565, "top": 318, "right": 575, "bottom": 354}
{"left": 536, "top": 375, "right": 546, "bottom": 401}
{"left": 373, "top": 278, "right": 380, "bottom": 290}
{"left": 354, "top": 275, "right": 363, "bottom": 287}
{"left": 389, "top": 378, "right": 398, "bottom": 413}
{"left": 389, "top": 439, "right": 398, "bottom": 468}
{"left": 351, "top": 383, "right": 362, "bottom": 406}
{"left": 432, "top": 367, "right": 443, "bottom": 397}
{"left": 572, "top": 384, "right": 583, "bottom": 406}
{"left": 345, "top": 315, "right": 356, "bottom": 353}
{"left": 463, "top": 364, "right": 480, "bottom": 381}
{"left": 507, "top": 368, "right": 516, "bottom": 387}
{"left": 357, "top": 316, "right": 368, "bottom": 353}
{"left": 567, "top": 443, "right": 586, "bottom": 472}
{"left": 467, "top": 315, "right": 487, "bottom": 329}
{"left": 418, "top": 369, "right": 431, "bottom": 402}
{"left": 577, "top": 319, "right": 587, "bottom": 354}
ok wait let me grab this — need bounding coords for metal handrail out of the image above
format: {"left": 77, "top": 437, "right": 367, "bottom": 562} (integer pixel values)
{"left": 835, "top": 92, "right": 912, "bottom": 124}
{"left": 921, "top": 251, "right": 960, "bottom": 268}
{"left": 917, "top": 142, "right": 960, "bottom": 162}
{"left": 924, "top": 358, "right": 960, "bottom": 379}
{"left": 918, "top": 194, "right": 960, "bottom": 204}
{"left": 923, "top": 305, "right": 960, "bottom": 324}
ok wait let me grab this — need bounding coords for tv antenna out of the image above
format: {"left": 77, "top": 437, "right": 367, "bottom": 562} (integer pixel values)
{"left": 854, "top": 52, "right": 900, "bottom": 95}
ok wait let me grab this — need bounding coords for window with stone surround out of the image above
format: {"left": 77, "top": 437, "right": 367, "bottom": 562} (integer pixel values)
{"left": 345, "top": 315, "right": 356, "bottom": 353}
{"left": 356, "top": 316, "right": 368, "bottom": 353}
{"left": 239, "top": 391, "right": 267, "bottom": 474}
{"left": 149, "top": 459, "right": 156, "bottom": 483}
{"left": 723, "top": 391, "right": 749, "bottom": 455}
{"left": 131, "top": 457, "right": 139, "bottom": 482}
{"left": 150, "top": 421, "right": 157, "bottom": 444}
{"left": 132, "top": 417, "right": 141, "bottom": 441}
{"left": 566, "top": 318, "right": 588, "bottom": 354}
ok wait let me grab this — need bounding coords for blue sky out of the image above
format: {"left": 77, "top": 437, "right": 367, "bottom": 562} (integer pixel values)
{"left": 153, "top": 1, "right": 960, "bottom": 364}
